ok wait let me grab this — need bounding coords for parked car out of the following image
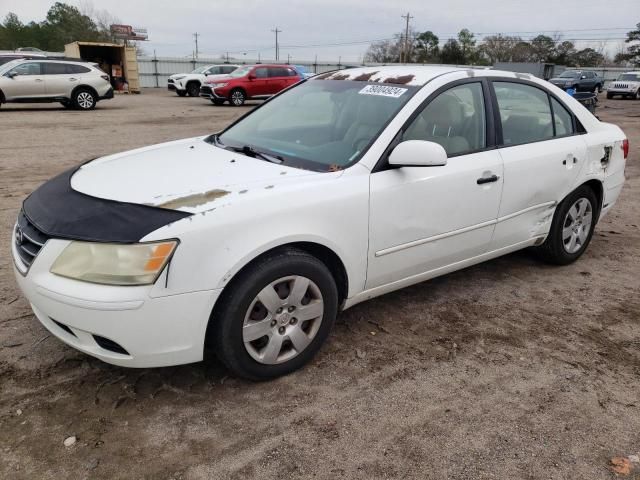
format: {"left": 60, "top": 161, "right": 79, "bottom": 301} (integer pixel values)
{"left": 606, "top": 72, "right": 640, "bottom": 100}
{"left": 0, "top": 59, "right": 113, "bottom": 110}
{"left": 548, "top": 70, "right": 602, "bottom": 92}
{"left": 167, "top": 64, "right": 239, "bottom": 97}
{"left": 199, "top": 64, "right": 300, "bottom": 105}
{"left": 292, "top": 65, "right": 315, "bottom": 78}
{"left": 13, "top": 66, "right": 627, "bottom": 380}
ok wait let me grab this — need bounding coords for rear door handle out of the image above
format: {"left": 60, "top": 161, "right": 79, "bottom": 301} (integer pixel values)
{"left": 477, "top": 174, "right": 499, "bottom": 185}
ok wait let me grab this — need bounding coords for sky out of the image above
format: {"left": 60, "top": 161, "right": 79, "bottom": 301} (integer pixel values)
{"left": 2, "top": 0, "right": 637, "bottom": 62}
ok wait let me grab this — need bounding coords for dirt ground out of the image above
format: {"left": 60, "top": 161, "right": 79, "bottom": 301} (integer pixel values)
{"left": 0, "top": 89, "right": 638, "bottom": 480}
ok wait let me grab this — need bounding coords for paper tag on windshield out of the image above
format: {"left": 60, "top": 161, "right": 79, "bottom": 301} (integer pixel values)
{"left": 358, "top": 85, "right": 407, "bottom": 98}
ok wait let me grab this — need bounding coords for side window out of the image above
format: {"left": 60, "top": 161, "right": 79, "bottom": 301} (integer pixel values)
{"left": 44, "top": 63, "right": 67, "bottom": 75}
{"left": 551, "top": 97, "right": 574, "bottom": 137}
{"left": 586, "top": 72, "right": 595, "bottom": 79}
{"left": 254, "top": 67, "right": 268, "bottom": 78}
{"left": 268, "top": 67, "right": 288, "bottom": 77}
{"left": 287, "top": 68, "right": 298, "bottom": 77}
{"left": 10, "top": 62, "right": 42, "bottom": 75}
{"left": 206, "top": 67, "right": 218, "bottom": 75}
{"left": 66, "top": 64, "right": 90, "bottom": 74}
{"left": 403, "top": 82, "right": 486, "bottom": 156}
{"left": 223, "top": 66, "right": 236, "bottom": 74}
{"left": 493, "top": 82, "right": 553, "bottom": 146}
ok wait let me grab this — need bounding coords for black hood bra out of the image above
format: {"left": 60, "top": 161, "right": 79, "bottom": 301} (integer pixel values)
{"left": 22, "top": 166, "right": 192, "bottom": 243}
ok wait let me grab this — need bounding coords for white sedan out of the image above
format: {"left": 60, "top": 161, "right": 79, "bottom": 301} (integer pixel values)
{"left": 13, "top": 66, "right": 627, "bottom": 380}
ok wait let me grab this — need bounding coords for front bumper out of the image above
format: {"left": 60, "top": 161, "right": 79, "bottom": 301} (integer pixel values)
{"left": 200, "top": 85, "right": 226, "bottom": 100}
{"left": 12, "top": 237, "right": 220, "bottom": 368}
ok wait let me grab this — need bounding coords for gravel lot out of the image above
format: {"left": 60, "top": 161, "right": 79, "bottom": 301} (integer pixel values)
{"left": 0, "top": 89, "right": 638, "bottom": 479}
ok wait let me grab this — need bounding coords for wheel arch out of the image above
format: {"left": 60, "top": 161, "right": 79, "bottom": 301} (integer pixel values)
{"left": 229, "top": 86, "right": 247, "bottom": 97}
{"left": 0, "top": 88, "right": 5, "bottom": 103}
{"left": 71, "top": 84, "right": 98, "bottom": 100}
{"left": 581, "top": 179, "right": 604, "bottom": 219}
{"left": 218, "top": 241, "right": 349, "bottom": 307}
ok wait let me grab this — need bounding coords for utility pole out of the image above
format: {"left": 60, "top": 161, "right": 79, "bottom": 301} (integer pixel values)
{"left": 271, "top": 27, "right": 282, "bottom": 61}
{"left": 193, "top": 32, "right": 200, "bottom": 59}
{"left": 401, "top": 12, "right": 413, "bottom": 63}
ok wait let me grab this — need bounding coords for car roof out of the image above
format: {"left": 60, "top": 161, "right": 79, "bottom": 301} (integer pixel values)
{"left": 312, "top": 65, "right": 468, "bottom": 86}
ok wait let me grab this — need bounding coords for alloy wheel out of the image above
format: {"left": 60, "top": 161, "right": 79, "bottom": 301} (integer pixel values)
{"left": 562, "top": 197, "right": 593, "bottom": 254}
{"left": 242, "top": 275, "right": 324, "bottom": 365}
{"left": 76, "top": 92, "right": 94, "bottom": 109}
{"left": 231, "top": 91, "right": 244, "bottom": 105}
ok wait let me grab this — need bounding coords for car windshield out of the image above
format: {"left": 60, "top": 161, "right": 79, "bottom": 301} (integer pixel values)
{"left": 0, "top": 58, "right": 23, "bottom": 70}
{"left": 559, "top": 71, "right": 580, "bottom": 78}
{"left": 618, "top": 73, "right": 640, "bottom": 81}
{"left": 216, "top": 79, "right": 418, "bottom": 171}
{"left": 191, "top": 66, "right": 210, "bottom": 74}
{"left": 228, "top": 66, "right": 252, "bottom": 78}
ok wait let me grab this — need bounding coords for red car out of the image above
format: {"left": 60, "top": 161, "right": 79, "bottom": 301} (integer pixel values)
{"left": 199, "top": 64, "right": 300, "bottom": 106}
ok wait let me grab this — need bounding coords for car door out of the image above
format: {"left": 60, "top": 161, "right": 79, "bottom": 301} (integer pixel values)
{"left": 266, "top": 67, "right": 288, "bottom": 94}
{"left": 2, "top": 61, "right": 46, "bottom": 99}
{"left": 43, "top": 62, "right": 72, "bottom": 97}
{"left": 367, "top": 80, "right": 504, "bottom": 289}
{"left": 489, "top": 80, "right": 587, "bottom": 249}
{"left": 248, "top": 67, "right": 270, "bottom": 97}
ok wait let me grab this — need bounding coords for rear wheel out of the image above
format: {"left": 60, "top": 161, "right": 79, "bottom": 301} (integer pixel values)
{"left": 72, "top": 89, "right": 96, "bottom": 110}
{"left": 229, "top": 88, "right": 246, "bottom": 106}
{"left": 186, "top": 82, "right": 200, "bottom": 97}
{"left": 176, "top": 90, "right": 187, "bottom": 97}
{"left": 209, "top": 248, "right": 338, "bottom": 380}
{"left": 534, "top": 185, "right": 598, "bottom": 265}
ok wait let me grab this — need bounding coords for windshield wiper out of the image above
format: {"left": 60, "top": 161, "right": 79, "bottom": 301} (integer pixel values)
{"left": 210, "top": 135, "right": 284, "bottom": 164}
{"left": 231, "top": 145, "right": 284, "bottom": 164}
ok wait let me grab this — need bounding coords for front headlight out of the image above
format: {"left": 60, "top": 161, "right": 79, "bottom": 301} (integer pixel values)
{"left": 50, "top": 240, "right": 178, "bottom": 286}
{"left": 173, "top": 75, "right": 186, "bottom": 81}
{"left": 212, "top": 82, "right": 228, "bottom": 88}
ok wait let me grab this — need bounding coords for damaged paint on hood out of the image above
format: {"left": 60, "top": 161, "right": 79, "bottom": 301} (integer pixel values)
{"left": 70, "top": 137, "right": 321, "bottom": 214}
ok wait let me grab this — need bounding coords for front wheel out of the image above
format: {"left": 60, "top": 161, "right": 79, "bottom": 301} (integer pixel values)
{"left": 186, "top": 82, "right": 200, "bottom": 97}
{"left": 209, "top": 248, "right": 338, "bottom": 380}
{"left": 635, "top": 89, "right": 640, "bottom": 100}
{"left": 72, "top": 89, "right": 96, "bottom": 110}
{"left": 534, "top": 185, "right": 598, "bottom": 265}
{"left": 176, "top": 90, "right": 187, "bottom": 97}
{"left": 229, "top": 88, "right": 246, "bottom": 106}
{"left": 606, "top": 92, "right": 613, "bottom": 99}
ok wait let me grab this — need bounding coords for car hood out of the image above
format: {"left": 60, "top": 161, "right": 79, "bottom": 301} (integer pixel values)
{"left": 70, "top": 137, "right": 322, "bottom": 214}
{"left": 169, "top": 72, "right": 202, "bottom": 80}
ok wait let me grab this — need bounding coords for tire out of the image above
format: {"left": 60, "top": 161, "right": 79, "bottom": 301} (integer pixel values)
{"left": 209, "top": 248, "right": 339, "bottom": 380}
{"left": 176, "top": 90, "right": 187, "bottom": 97}
{"left": 635, "top": 89, "right": 640, "bottom": 100}
{"left": 229, "top": 88, "right": 246, "bottom": 106}
{"left": 597, "top": 84, "right": 603, "bottom": 93}
{"left": 60, "top": 100, "right": 72, "bottom": 109}
{"left": 186, "top": 82, "right": 200, "bottom": 97}
{"left": 211, "top": 99, "right": 225, "bottom": 105}
{"left": 534, "top": 185, "right": 598, "bottom": 265}
{"left": 71, "top": 89, "right": 96, "bottom": 110}
{"left": 606, "top": 92, "right": 613, "bottom": 99}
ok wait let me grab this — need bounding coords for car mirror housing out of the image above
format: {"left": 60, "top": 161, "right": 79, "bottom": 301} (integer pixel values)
{"left": 7, "top": 70, "right": 18, "bottom": 78}
{"left": 388, "top": 140, "right": 448, "bottom": 167}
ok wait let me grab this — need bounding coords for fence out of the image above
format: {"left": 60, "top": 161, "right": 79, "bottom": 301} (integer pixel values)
{"left": 136, "top": 55, "right": 631, "bottom": 89}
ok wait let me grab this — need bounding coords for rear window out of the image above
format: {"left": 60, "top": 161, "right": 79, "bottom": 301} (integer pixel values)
{"left": 66, "top": 64, "right": 91, "bottom": 74}
{"left": 44, "top": 63, "right": 67, "bottom": 75}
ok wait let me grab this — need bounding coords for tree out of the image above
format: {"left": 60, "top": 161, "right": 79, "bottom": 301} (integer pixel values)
{"left": 529, "top": 35, "right": 556, "bottom": 62}
{"left": 414, "top": 31, "right": 439, "bottom": 63}
{"left": 365, "top": 38, "right": 402, "bottom": 63}
{"left": 614, "top": 22, "right": 640, "bottom": 66}
{"left": 457, "top": 28, "right": 476, "bottom": 63}
{"left": 552, "top": 40, "right": 576, "bottom": 65}
{"left": 0, "top": 13, "right": 25, "bottom": 50}
{"left": 479, "top": 35, "right": 522, "bottom": 63}
{"left": 440, "top": 39, "right": 464, "bottom": 64}
{"left": 571, "top": 48, "right": 604, "bottom": 67}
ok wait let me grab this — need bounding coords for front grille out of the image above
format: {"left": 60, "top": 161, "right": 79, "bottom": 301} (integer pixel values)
{"left": 93, "top": 335, "right": 130, "bottom": 355}
{"left": 15, "top": 211, "right": 49, "bottom": 269}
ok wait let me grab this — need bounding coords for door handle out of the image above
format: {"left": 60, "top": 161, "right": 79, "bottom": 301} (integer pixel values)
{"left": 34, "top": 78, "right": 43, "bottom": 82}
{"left": 477, "top": 174, "right": 499, "bottom": 185}
{"left": 562, "top": 155, "right": 578, "bottom": 165}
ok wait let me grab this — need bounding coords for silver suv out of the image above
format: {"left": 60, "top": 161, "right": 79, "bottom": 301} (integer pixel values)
{"left": 0, "top": 59, "right": 114, "bottom": 110}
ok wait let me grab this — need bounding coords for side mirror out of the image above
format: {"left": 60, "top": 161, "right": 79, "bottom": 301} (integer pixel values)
{"left": 388, "top": 140, "right": 448, "bottom": 167}
{"left": 7, "top": 71, "right": 18, "bottom": 78}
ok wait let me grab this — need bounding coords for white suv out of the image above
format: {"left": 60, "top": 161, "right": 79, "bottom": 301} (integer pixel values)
{"left": 0, "top": 59, "right": 113, "bottom": 110}
{"left": 607, "top": 71, "right": 640, "bottom": 100}
{"left": 168, "top": 64, "right": 239, "bottom": 97}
